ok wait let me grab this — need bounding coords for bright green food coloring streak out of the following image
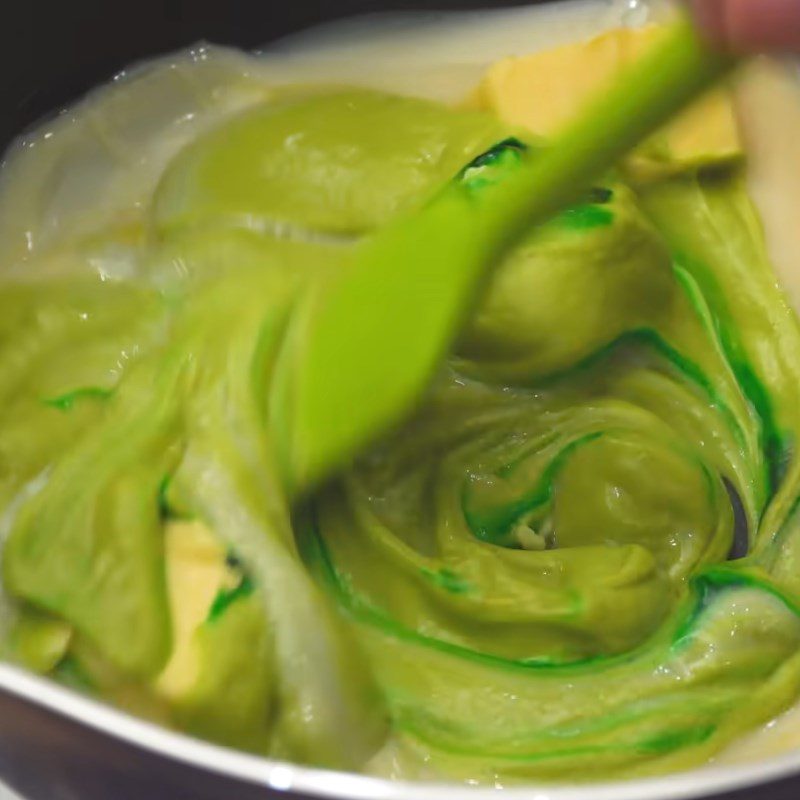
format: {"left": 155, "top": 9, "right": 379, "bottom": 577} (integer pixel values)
{"left": 674, "top": 253, "right": 790, "bottom": 495}
{"left": 207, "top": 574, "right": 255, "bottom": 623}
{"left": 463, "top": 432, "right": 605, "bottom": 546}
{"left": 296, "top": 506, "right": 661, "bottom": 673}
{"left": 459, "top": 138, "right": 615, "bottom": 229}
{"left": 420, "top": 567, "right": 472, "bottom": 595}
{"left": 458, "top": 136, "right": 528, "bottom": 194}
{"left": 636, "top": 725, "right": 716, "bottom": 755}
{"left": 558, "top": 204, "right": 615, "bottom": 230}
{"left": 43, "top": 387, "right": 114, "bottom": 411}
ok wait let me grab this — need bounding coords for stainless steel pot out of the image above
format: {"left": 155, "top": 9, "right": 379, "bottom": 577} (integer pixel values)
{"left": 4, "top": 2, "right": 800, "bottom": 798}
{"left": 3, "top": 662, "right": 800, "bottom": 800}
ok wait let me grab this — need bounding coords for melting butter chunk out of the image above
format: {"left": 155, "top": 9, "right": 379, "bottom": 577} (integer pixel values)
{"left": 467, "top": 25, "right": 742, "bottom": 177}
{"left": 154, "top": 520, "right": 274, "bottom": 752}
{"left": 155, "top": 520, "right": 237, "bottom": 698}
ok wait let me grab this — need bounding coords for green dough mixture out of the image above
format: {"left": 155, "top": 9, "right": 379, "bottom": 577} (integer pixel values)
{"left": 4, "top": 86, "right": 800, "bottom": 783}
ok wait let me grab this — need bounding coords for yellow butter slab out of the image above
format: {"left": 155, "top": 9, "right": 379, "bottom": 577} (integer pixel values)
{"left": 156, "top": 520, "right": 237, "bottom": 698}
{"left": 468, "top": 25, "right": 742, "bottom": 175}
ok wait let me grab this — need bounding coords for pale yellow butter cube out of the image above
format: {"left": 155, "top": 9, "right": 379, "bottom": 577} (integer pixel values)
{"left": 468, "top": 25, "right": 742, "bottom": 176}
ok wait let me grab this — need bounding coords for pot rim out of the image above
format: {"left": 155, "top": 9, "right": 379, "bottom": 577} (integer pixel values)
{"left": 1, "top": 663, "right": 797, "bottom": 800}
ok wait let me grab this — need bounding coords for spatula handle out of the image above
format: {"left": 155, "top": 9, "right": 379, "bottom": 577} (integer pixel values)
{"left": 485, "top": 14, "right": 738, "bottom": 248}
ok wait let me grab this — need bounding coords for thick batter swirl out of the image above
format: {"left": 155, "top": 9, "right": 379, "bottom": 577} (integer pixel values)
{"left": 2, "top": 59, "right": 800, "bottom": 783}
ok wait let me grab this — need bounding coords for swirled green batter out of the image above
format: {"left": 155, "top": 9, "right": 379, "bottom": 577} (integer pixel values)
{"left": 3, "top": 79, "right": 800, "bottom": 783}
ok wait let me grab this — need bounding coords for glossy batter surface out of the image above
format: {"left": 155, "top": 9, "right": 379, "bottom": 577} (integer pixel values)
{"left": 3, "top": 17, "right": 800, "bottom": 784}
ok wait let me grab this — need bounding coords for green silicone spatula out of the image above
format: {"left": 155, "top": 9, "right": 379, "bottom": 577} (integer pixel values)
{"left": 271, "top": 14, "right": 738, "bottom": 495}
